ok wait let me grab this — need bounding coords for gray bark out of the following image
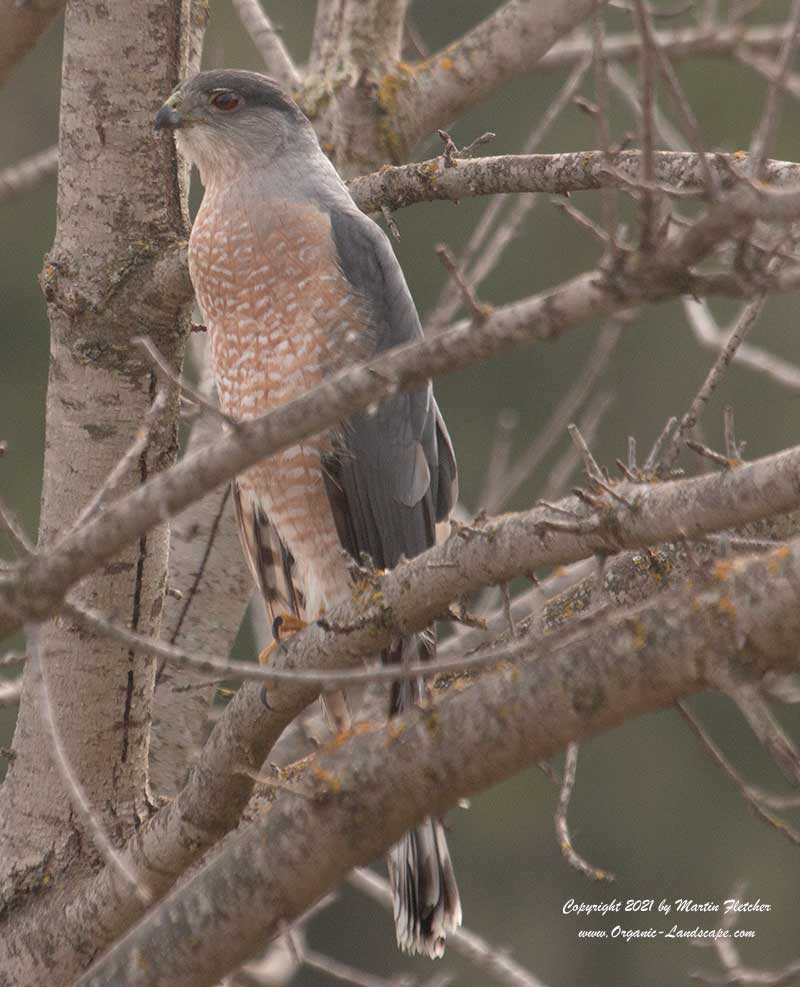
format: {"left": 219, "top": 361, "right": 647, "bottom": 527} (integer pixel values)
{"left": 0, "top": 0, "right": 204, "bottom": 973}
{"left": 348, "top": 149, "right": 800, "bottom": 213}
{"left": 150, "top": 347, "right": 252, "bottom": 798}
{"left": 78, "top": 532, "right": 800, "bottom": 986}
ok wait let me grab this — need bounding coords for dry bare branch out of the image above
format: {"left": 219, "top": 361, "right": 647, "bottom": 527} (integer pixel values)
{"left": 662, "top": 296, "right": 766, "bottom": 468}
{"left": 377, "top": 0, "right": 611, "bottom": 157}
{"left": 427, "top": 53, "right": 592, "bottom": 329}
{"left": 484, "top": 318, "right": 622, "bottom": 510}
{"left": 683, "top": 298, "right": 800, "bottom": 392}
{"left": 632, "top": 0, "right": 659, "bottom": 250}
{"left": 348, "top": 150, "right": 800, "bottom": 214}
{"left": 231, "top": 0, "right": 300, "bottom": 89}
{"left": 7, "top": 168, "right": 800, "bottom": 642}
{"left": 42, "top": 439, "right": 800, "bottom": 692}
{"left": 0, "top": 146, "right": 58, "bottom": 206}
{"left": 538, "top": 23, "right": 792, "bottom": 73}
{"left": 554, "top": 743, "right": 613, "bottom": 882}
{"left": 747, "top": 0, "right": 800, "bottom": 177}
{"left": 0, "top": 676, "right": 22, "bottom": 707}
{"left": 677, "top": 702, "right": 800, "bottom": 847}
{"left": 133, "top": 336, "right": 235, "bottom": 427}
{"left": 74, "top": 533, "right": 800, "bottom": 987}
{"left": 0, "top": 0, "right": 66, "bottom": 85}
{"left": 7, "top": 430, "right": 800, "bottom": 984}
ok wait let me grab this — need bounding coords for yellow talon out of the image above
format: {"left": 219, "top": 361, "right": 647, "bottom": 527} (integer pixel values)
{"left": 258, "top": 613, "right": 307, "bottom": 665}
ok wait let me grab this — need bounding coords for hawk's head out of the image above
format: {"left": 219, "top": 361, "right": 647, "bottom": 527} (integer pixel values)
{"left": 155, "top": 69, "right": 313, "bottom": 182}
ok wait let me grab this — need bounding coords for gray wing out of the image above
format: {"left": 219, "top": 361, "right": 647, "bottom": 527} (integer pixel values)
{"left": 323, "top": 206, "right": 457, "bottom": 569}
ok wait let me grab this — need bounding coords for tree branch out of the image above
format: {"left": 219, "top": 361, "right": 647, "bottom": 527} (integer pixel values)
{"left": 683, "top": 297, "right": 800, "bottom": 392}
{"left": 537, "top": 22, "right": 792, "bottom": 73}
{"left": 231, "top": 0, "right": 301, "bottom": 89}
{"left": 4, "top": 172, "right": 800, "bottom": 643}
{"left": 378, "top": 0, "right": 610, "bottom": 157}
{"left": 0, "top": 0, "right": 65, "bottom": 85}
{"left": 0, "top": 146, "right": 58, "bottom": 206}
{"left": 310, "top": 0, "right": 409, "bottom": 78}
{"left": 77, "top": 534, "right": 800, "bottom": 986}
{"left": 6, "top": 442, "right": 800, "bottom": 982}
{"left": 348, "top": 149, "right": 800, "bottom": 213}
{"left": 68, "top": 441, "right": 800, "bottom": 690}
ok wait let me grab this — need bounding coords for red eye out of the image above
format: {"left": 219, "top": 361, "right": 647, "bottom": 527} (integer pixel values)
{"left": 212, "top": 92, "right": 240, "bottom": 111}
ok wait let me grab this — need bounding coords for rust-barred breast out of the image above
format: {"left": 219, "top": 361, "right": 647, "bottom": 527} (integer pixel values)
{"left": 189, "top": 191, "right": 368, "bottom": 615}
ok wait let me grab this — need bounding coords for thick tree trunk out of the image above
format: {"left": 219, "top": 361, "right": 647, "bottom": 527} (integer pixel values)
{"left": 149, "top": 342, "right": 252, "bottom": 798}
{"left": 0, "top": 0, "right": 204, "bottom": 980}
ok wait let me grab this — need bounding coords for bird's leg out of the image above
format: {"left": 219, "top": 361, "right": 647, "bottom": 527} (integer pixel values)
{"left": 258, "top": 613, "right": 307, "bottom": 665}
{"left": 299, "top": 604, "right": 352, "bottom": 737}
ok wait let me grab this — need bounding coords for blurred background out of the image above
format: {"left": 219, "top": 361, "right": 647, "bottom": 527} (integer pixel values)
{"left": 2, "top": 2, "right": 800, "bottom": 984}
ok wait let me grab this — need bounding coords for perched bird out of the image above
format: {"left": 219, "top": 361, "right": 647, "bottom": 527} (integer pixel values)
{"left": 155, "top": 70, "right": 461, "bottom": 957}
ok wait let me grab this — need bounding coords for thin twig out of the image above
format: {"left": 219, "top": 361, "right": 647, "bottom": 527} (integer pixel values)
{"left": 608, "top": 60, "right": 688, "bottom": 151}
{"left": 737, "top": 47, "right": 800, "bottom": 104}
{"left": 723, "top": 680, "right": 800, "bottom": 786}
{"left": 567, "top": 424, "right": 603, "bottom": 482}
{"left": 643, "top": 416, "right": 678, "bottom": 472}
{"left": 650, "top": 42, "right": 717, "bottom": 195}
{"left": 632, "top": 0, "right": 660, "bottom": 250}
{"left": 133, "top": 336, "right": 235, "bottom": 427}
{"left": 683, "top": 297, "right": 800, "bottom": 392}
{"left": 723, "top": 405, "right": 741, "bottom": 460}
{"left": 692, "top": 879, "right": 800, "bottom": 985}
{"left": 478, "top": 409, "right": 518, "bottom": 512}
{"left": 552, "top": 198, "right": 613, "bottom": 246}
{"left": 0, "top": 145, "right": 58, "bottom": 206}
{"left": 678, "top": 701, "right": 800, "bottom": 847}
{"left": 662, "top": 295, "right": 766, "bottom": 469}
{"left": 489, "top": 321, "right": 622, "bottom": 511}
{"left": 541, "top": 391, "right": 615, "bottom": 500}
{"left": 435, "top": 244, "right": 490, "bottom": 325}
{"left": 686, "top": 439, "right": 733, "bottom": 469}
{"left": 0, "top": 676, "right": 22, "bottom": 707}
{"left": 0, "top": 497, "right": 34, "bottom": 556}
{"left": 426, "top": 54, "right": 592, "bottom": 330}
{"left": 65, "top": 599, "right": 539, "bottom": 688}
{"left": 555, "top": 743, "right": 614, "bottom": 881}
{"left": 230, "top": 0, "right": 301, "bottom": 88}
{"left": 747, "top": 0, "right": 800, "bottom": 178}
{"left": 302, "top": 949, "right": 412, "bottom": 987}
{"left": 593, "top": 11, "right": 619, "bottom": 246}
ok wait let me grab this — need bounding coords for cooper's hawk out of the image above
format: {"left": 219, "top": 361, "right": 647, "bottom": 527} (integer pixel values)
{"left": 156, "top": 70, "right": 461, "bottom": 958}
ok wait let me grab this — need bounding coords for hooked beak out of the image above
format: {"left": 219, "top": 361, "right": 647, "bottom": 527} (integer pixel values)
{"left": 154, "top": 104, "right": 182, "bottom": 132}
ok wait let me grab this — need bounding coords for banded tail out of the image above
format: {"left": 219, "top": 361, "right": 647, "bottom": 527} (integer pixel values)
{"left": 385, "top": 635, "right": 462, "bottom": 958}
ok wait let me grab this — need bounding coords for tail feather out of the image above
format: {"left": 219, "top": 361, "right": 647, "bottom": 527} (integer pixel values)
{"left": 388, "top": 818, "right": 461, "bottom": 958}
{"left": 385, "top": 633, "right": 461, "bottom": 958}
